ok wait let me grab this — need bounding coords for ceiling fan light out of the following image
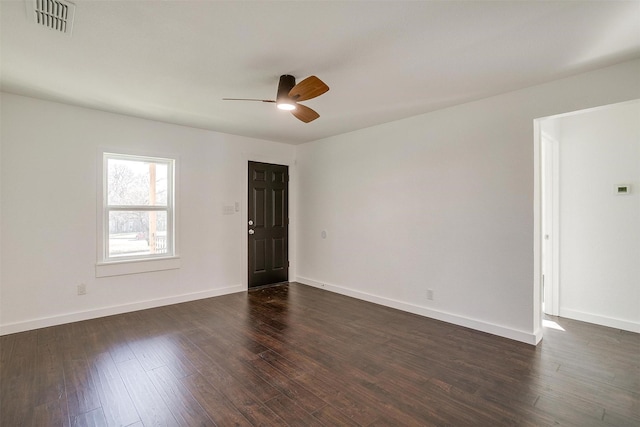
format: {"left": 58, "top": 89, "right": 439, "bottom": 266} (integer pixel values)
{"left": 277, "top": 102, "right": 296, "bottom": 111}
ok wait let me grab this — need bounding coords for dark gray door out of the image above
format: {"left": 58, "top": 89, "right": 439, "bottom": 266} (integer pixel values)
{"left": 248, "top": 161, "right": 288, "bottom": 288}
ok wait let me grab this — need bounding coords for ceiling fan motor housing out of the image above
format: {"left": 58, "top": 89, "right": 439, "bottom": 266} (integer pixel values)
{"left": 277, "top": 75, "right": 296, "bottom": 103}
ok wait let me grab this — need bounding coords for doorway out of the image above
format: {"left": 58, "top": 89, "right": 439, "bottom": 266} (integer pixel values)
{"left": 247, "top": 161, "right": 289, "bottom": 288}
{"left": 535, "top": 100, "right": 640, "bottom": 335}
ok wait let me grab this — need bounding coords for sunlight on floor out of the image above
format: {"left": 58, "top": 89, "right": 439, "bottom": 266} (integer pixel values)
{"left": 543, "top": 319, "right": 566, "bottom": 331}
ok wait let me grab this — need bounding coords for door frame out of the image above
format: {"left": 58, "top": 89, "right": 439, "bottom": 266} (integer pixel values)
{"left": 242, "top": 155, "right": 295, "bottom": 290}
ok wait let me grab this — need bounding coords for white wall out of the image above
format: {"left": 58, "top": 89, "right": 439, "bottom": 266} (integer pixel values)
{"left": 556, "top": 101, "right": 639, "bottom": 331}
{"left": 0, "top": 93, "right": 296, "bottom": 334}
{"left": 296, "top": 59, "right": 640, "bottom": 344}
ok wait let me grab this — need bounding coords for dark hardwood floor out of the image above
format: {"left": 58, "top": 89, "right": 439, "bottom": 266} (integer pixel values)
{"left": 1, "top": 283, "right": 638, "bottom": 426}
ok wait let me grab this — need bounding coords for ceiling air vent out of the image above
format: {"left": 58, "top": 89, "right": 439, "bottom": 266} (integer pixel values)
{"left": 27, "top": 0, "right": 75, "bottom": 35}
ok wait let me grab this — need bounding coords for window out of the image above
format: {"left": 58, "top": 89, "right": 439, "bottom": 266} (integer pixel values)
{"left": 102, "top": 153, "right": 175, "bottom": 262}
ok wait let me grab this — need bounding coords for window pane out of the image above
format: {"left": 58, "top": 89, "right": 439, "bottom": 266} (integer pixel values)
{"left": 107, "top": 158, "right": 168, "bottom": 206}
{"left": 108, "top": 211, "right": 168, "bottom": 258}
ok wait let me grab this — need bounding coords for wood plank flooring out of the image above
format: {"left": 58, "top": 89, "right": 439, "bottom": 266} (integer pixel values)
{"left": 1, "top": 282, "right": 638, "bottom": 426}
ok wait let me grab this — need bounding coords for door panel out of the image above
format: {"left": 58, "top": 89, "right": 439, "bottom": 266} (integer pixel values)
{"left": 253, "top": 190, "right": 266, "bottom": 227}
{"left": 253, "top": 239, "right": 266, "bottom": 272}
{"left": 272, "top": 238, "right": 285, "bottom": 269}
{"left": 542, "top": 135, "right": 559, "bottom": 315}
{"left": 273, "top": 188, "right": 285, "bottom": 226}
{"left": 248, "top": 161, "right": 288, "bottom": 288}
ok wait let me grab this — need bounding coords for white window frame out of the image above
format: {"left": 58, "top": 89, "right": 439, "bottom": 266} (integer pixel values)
{"left": 96, "top": 152, "right": 179, "bottom": 277}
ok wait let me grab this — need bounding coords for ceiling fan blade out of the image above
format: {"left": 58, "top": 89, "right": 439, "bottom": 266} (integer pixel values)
{"left": 291, "top": 104, "right": 320, "bottom": 123}
{"left": 288, "top": 76, "right": 329, "bottom": 102}
{"left": 222, "top": 98, "right": 275, "bottom": 103}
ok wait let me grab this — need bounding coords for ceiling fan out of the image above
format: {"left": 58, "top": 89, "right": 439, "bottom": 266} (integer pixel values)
{"left": 223, "top": 75, "right": 329, "bottom": 123}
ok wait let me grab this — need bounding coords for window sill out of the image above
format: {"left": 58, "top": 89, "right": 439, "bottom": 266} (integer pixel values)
{"left": 96, "top": 257, "right": 181, "bottom": 278}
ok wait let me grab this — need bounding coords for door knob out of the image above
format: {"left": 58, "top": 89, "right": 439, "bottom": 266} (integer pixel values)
{"left": 248, "top": 220, "right": 254, "bottom": 226}
{"left": 248, "top": 229, "right": 255, "bottom": 235}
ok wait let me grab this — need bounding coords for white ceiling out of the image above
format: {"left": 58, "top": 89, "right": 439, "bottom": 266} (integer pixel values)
{"left": 2, "top": 1, "right": 639, "bottom": 144}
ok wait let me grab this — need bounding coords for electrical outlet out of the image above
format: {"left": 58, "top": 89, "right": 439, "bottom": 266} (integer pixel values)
{"left": 77, "top": 283, "right": 87, "bottom": 296}
{"left": 427, "top": 289, "right": 434, "bottom": 301}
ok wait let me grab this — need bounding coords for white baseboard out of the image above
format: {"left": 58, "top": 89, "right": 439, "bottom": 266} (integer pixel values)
{"left": 296, "top": 277, "right": 539, "bottom": 345}
{"left": 0, "top": 285, "right": 245, "bottom": 336}
{"left": 532, "top": 328, "right": 544, "bottom": 345}
{"left": 560, "top": 308, "right": 640, "bottom": 333}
